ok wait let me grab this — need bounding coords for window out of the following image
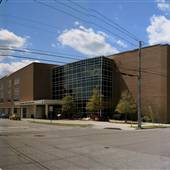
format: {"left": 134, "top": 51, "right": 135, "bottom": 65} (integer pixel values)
{"left": 13, "top": 87, "right": 20, "bottom": 101}
{"left": 0, "top": 95, "right": 3, "bottom": 102}
{"left": 8, "top": 79, "right": 12, "bottom": 87}
{"left": 0, "top": 83, "right": 3, "bottom": 90}
{"left": 0, "top": 83, "right": 4, "bottom": 102}
{"left": 14, "top": 77, "right": 20, "bottom": 85}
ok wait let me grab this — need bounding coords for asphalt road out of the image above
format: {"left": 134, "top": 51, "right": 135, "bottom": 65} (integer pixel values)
{"left": 0, "top": 119, "right": 170, "bottom": 170}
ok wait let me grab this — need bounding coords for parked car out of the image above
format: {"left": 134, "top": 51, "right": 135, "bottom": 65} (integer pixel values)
{"left": 9, "top": 114, "right": 21, "bottom": 120}
{"left": 0, "top": 112, "right": 9, "bottom": 119}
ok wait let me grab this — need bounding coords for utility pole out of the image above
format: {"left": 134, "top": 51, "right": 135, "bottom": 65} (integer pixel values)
{"left": 137, "top": 41, "right": 142, "bottom": 129}
{"left": 100, "top": 57, "right": 103, "bottom": 119}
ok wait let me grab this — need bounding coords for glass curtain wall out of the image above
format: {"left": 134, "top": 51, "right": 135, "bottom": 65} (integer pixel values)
{"left": 52, "top": 56, "right": 116, "bottom": 118}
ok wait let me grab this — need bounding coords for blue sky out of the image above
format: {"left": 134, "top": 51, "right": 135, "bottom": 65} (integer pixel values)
{"left": 0, "top": 0, "right": 170, "bottom": 77}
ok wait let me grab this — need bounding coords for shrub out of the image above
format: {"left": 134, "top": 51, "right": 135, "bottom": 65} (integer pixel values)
{"left": 9, "top": 114, "right": 21, "bottom": 120}
{"left": 142, "top": 115, "right": 152, "bottom": 122}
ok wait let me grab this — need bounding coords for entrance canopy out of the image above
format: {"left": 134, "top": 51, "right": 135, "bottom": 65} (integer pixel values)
{"left": 14, "top": 99, "right": 62, "bottom": 106}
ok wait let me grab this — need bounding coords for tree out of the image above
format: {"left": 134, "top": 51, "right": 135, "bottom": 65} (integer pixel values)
{"left": 86, "top": 89, "right": 102, "bottom": 120}
{"left": 115, "top": 91, "right": 136, "bottom": 122}
{"left": 143, "top": 104, "right": 160, "bottom": 123}
{"left": 61, "top": 95, "right": 76, "bottom": 119}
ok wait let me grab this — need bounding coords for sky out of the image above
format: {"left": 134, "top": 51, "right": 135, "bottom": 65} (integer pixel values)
{"left": 0, "top": 0, "right": 170, "bottom": 77}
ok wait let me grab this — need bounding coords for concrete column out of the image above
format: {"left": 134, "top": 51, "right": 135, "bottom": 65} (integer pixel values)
{"left": 33, "top": 105, "right": 36, "bottom": 118}
{"left": 45, "top": 104, "right": 48, "bottom": 119}
{"left": 20, "top": 107, "right": 23, "bottom": 118}
{"left": 11, "top": 107, "right": 14, "bottom": 115}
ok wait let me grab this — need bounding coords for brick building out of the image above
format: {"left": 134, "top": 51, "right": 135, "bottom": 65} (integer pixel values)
{"left": 111, "top": 44, "right": 170, "bottom": 123}
{"left": 0, "top": 63, "right": 59, "bottom": 118}
{"left": 0, "top": 44, "right": 169, "bottom": 123}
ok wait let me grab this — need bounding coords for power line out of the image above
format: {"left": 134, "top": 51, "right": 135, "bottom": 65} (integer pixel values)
{"left": 1, "top": 46, "right": 168, "bottom": 78}
{"left": 1, "top": 54, "right": 137, "bottom": 78}
{"left": 1, "top": 9, "right": 138, "bottom": 44}
{"left": 118, "top": 65, "right": 169, "bottom": 78}
{"left": 3, "top": 18, "right": 58, "bottom": 34}
{"left": 1, "top": 52, "right": 168, "bottom": 78}
{"left": 1, "top": 47, "right": 168, "bottom": 78}
{"left": 0, "top": 47, "right": 85, "bottom": 61}
{"left": 2, "top": 10, "right": 138, "bottom": 48}
{"left": 34, "top": 0, "right": 137, "bottom": 47}
{"left": 64, "top": 0, "right": 140, "bottom": 42}
{"left": 66, "top": 0, "right": 148, "bottom": 45}
{"left": 0, "top": 54, "right": 67, "bottom": 64}
{"left": 1, "top": 1, "right": 143, "bottom": 46}
{"left": 0, "top": 45, "right": 86, "bottom": 59}
{"left": 1, "top": 14, "right": 60, "bottom": 32}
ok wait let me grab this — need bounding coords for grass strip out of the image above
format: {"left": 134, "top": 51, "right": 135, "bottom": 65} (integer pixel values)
{"left": 131, "top": 125, "right": 170, "bottom": 129}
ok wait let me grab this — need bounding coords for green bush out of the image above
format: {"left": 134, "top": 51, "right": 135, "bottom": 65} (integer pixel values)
{"left": 142, "top": 115, "right": 152, "bottom": 122}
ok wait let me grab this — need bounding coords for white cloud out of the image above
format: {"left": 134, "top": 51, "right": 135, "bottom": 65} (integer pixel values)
{"left": 0, "top": 28, "right": 27, "bottom": 61}
{"left": 147, "top": 15, "right": 170, "bottom": 45}
{"left": 0, "top": 60, "right": 37, "bottom": 78}
{"left": 74, "top": 21, "right": 80, "bottom": 26}
{"left": 156, "top": 0, "right": 170, "bottom": 12}
{"left": 57, "top": 25, "right": 118, "bottom": 57}
{"left": 116, "top": 40, "right": 127, "bottom": 48}
{"left": 0, "top": 29, "right": 26, "bottom": 47}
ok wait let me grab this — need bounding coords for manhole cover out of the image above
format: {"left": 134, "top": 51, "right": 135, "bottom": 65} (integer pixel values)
{"left": 104, "top": 127, "right": 121, "bottom": 130}
{"left": 104, "top": 146, "right": 110, "bottom": 149}
{"left": 34, "top": 134, "right": 45, "bottom": 137}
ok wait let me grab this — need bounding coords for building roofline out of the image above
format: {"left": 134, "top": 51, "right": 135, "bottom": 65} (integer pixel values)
{"left": 52, "top": 56, "right": 111, "bottom": 69}
{"left": 1, "top": 44, "right": 169, "bottom": 81}
{"left": 53, "top": 44, "right": 170, "bottom": 69}
{"left": 107, "top": 44, "right": 170, "bottom": 58}
{"left": 0, "top": 62, "right": 57, "bottom": 81}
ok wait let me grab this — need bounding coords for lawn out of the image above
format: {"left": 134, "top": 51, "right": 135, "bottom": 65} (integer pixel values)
{"left": 131, "top": 124, "right": 170, "bottom": 129}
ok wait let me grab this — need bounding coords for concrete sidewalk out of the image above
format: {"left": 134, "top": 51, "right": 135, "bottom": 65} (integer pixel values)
{"left": 23, "top": 118, "right": 170, "bottom": 130}
{"left": 23, "top": 119, "right": 134, "bottom": 130}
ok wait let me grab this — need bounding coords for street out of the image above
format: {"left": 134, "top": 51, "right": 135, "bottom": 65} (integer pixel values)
{"left": 0, "top": 119, "right": 170, "bottom": 170}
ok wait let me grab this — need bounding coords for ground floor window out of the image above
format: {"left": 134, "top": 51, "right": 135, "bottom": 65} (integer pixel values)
{"left": 14, "top": 108, "right": 17, "bottom": 113}
{"left": 23, "top": 108, "right": 27, "bottom": 118}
